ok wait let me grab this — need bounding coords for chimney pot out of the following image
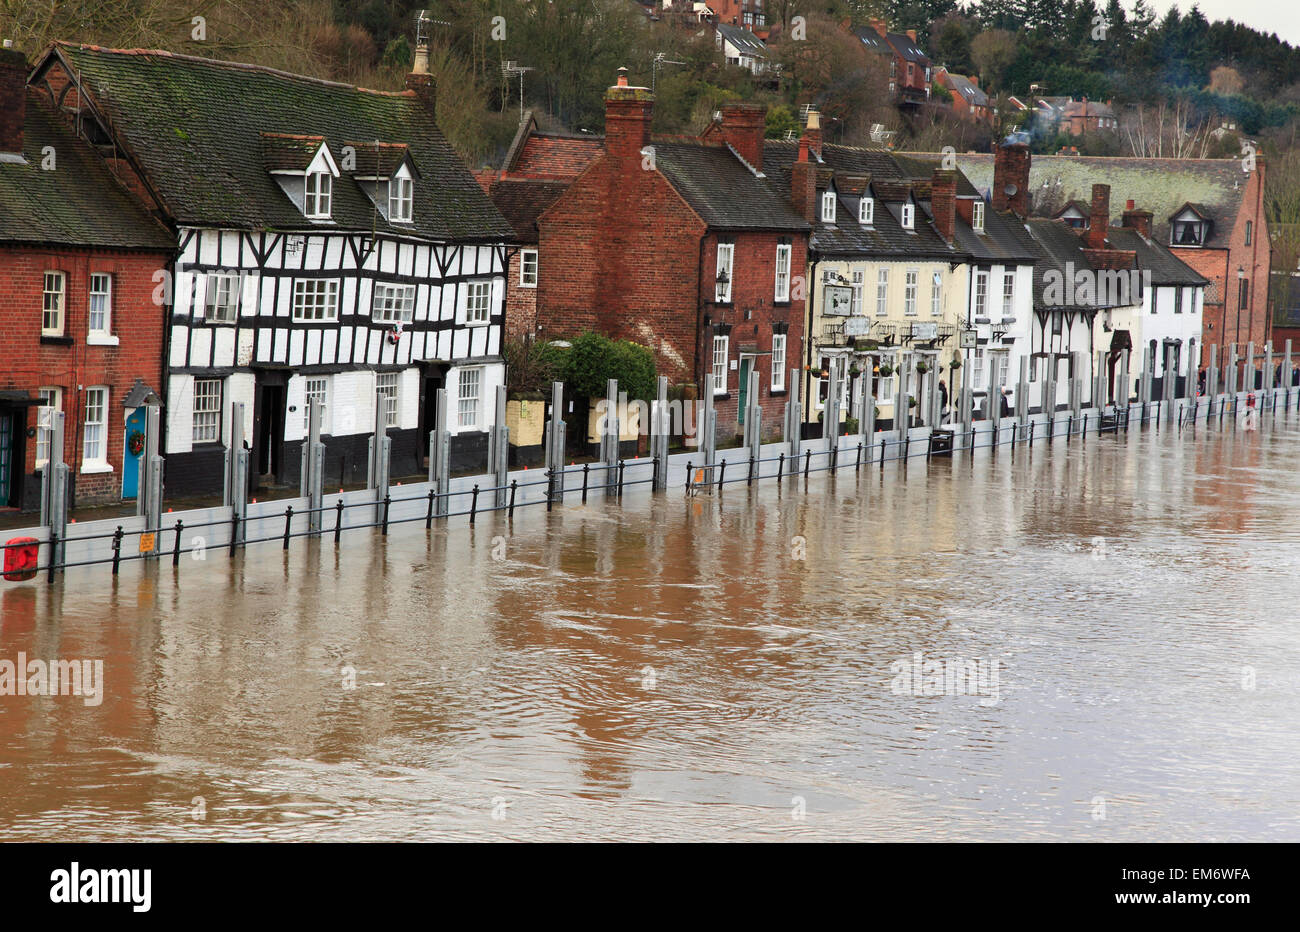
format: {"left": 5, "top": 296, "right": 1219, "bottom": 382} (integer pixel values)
{"left": 617, "top": 66, "right": 629, "bottom": 88}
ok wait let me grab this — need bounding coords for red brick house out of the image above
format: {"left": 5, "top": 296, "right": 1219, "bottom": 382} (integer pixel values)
{"left": 853, "top": 20, "right": 932, "bottom": 108}
{"left": 0, "top": 48, "right": 174, "bottom": 512}
{"left": 478, "top": 113, "right": 601, "bottom": 343}
{"left": 934, "top": 67, "right": 990, "bottom": 123}
{"left": 536, "top": 73, "right": 810, "bottom": 441}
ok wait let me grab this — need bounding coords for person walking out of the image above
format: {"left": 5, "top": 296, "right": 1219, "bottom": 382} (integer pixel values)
{"left": 938, "top": 378, "right": 950, "bottom": 423}
{"left": 999, "top": 387, "right": 1012, "bottom": 419}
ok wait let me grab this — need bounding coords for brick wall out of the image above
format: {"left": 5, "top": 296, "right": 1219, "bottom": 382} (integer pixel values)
{"left": 504, "top": 248, "right": 538, "bottom": 342}
{"left": 0, "top": 245, "right": 168, "bottom": 508}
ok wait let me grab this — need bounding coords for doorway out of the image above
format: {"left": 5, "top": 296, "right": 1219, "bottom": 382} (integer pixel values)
{"left": 419, "top": 365, "right": 447, "bottom": 464}
{"left": 252, "top": 374, "right": 287, "bottom": 484}
{"left": 121, "top": 406, "right": 145, "bottom": 499}
{"left": 737, "top": 357, "right": 753, "bottom": 425}
{"left": 0, "top": 408, "right": 16, "bottom": 508}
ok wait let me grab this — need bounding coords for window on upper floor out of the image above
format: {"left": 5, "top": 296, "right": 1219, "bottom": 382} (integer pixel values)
{"left": 771, "top": 333, "right": 786, "bottom": 392}
{"left": 715, "top": 242, "right": 734, "bottom": 303}
{"left": 1002, "top": 270, "right": 1015, "bottom": 315}
{"left": 774, "top": 243, "right": 791, "bottom": 302}
{"left": 901, "top": 203, "right": 914, "bottom": 230}
{"left": 876, "top": 268, "right": 889, "bottom": 316}
{"left": 859, "top": 197, "right": 874, "bottom": 225}
{"left": 203, "top": 273, "right": 241, "bottom": 323}
{"left": 389, "top": 171, "right": 414, "bottom": 223}
{"left": 974, "top": 270, "right": 988, "bottom": 318}
{"left": 42, "top": 271, "right": 65, "bottom": 336}
{"left": 88, "top": 273, "right": 112, "bottom": 337}
{"left": 1172, "top": 219, "right": 1205, "bottom": 246}
{"left": 904, "top": 269, "right": 918, "bottom": 316}
{"left": 305, "top": 170, "right": 333, "bottom": 219}
{"left": 292, "top": 279, "right": 339, "bottom": 322}
{"left": 520, "top": 249, "right": 539, "bottom": 288}
{"left": 972, "top": 200, "right": 985, "bottom": 233}
{"left": 931, "top": 272, "right": 942, "bottom": 316}
{"left": 1245, "top": 220, "right": 1253, "bottom": 246}
{"left": 821, "top": 191, "right": 837, "bottom": 223}
{"left": 465, "top": 281, "right": 493, "bottom": 324}
{"left": 373, "top": 283, "right": 416, "bottom": 323}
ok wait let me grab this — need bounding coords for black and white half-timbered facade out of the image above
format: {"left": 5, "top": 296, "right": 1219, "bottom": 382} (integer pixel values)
{"left": 32, "top": 43, "right": 513, "bottom": 495}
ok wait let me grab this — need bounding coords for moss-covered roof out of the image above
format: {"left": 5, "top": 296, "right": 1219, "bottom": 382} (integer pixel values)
{"left": 0, "top": 89, "right": 173, "bottom": 250}
{"left": 44, "top": 44, "right": 510, "bottom": 242}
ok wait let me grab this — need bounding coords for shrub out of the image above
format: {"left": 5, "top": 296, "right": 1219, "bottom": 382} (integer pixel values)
{"left": 547, "top": 331, "right": 657, "bottom": 401}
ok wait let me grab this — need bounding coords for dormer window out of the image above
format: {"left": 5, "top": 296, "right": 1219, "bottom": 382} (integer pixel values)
{"left": 859, "top": 197, "right": 874, "bottom": 225}
{"left": 821, "top": 191, "right": 837, "bottom": 223}
{"left": 973, "top": 200, "right": 985, "bottom": 233}
{"left": 901, "top": 202, "right": 914, "bottom": 230}
{"left": 305, "top": 170, "right": 332, "bottom": 219}
{"left": 1172, "top": 219, "right": 1205, "bottom": 245}
{"left": 389, "top": 165, "right": 414, "bottom": 223}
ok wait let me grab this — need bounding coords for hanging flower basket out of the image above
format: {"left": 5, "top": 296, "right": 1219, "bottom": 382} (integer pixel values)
{"left": 878, "top": 363, "right": 894, "bottom": 378}
{"left": 915, "top": 361, "right": 930, "bottom": 374}
{"left": 949, "top": 358, "right": 962, "bottom": 370}
{"left": 128, "top": 430, "right": 145, "bottom": 457}
{"left": 849, "top": 364, "right": 862, "bottom": 378}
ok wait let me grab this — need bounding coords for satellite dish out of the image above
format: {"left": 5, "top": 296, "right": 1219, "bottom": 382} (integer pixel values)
{"left": 1004, "top": 183, "right": 1019, "bottom": 196}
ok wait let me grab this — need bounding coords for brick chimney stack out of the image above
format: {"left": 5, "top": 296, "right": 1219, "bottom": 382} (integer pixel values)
{"left": 931, "top": 169, "right": 957, "bottom": 243}
{"left": 1121, "top": 198, "right": 1153, "bottom": 238}
{"left": 906, "top": 29, "right": 918, "bottom": 42}
{"left": 1087, "top": 183, "right": 1110, "bottom": 249}
{"left": 603, "top": 67, "right": 654, "bottom": 166}
{"left": 0, "top": 46, "right": 27, "bottom": 157}
{"left": 719, "top": 102, "right": 765, "bottom": 173}
{"left": 791, "top": 136, "right": 816, "bottom": 223}
{"left": 870, "top": 18, "right": 888, "bottom": 37}
{"left": 803, "top": 109, "right": 822, "bottom": 159}
{"left": 991, "top": 140, "right": 1030, "bottom": 218}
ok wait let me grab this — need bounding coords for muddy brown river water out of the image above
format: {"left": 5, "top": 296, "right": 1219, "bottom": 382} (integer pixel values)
{"left": 2, "top": 418, "right": 1299, "bottom": 841}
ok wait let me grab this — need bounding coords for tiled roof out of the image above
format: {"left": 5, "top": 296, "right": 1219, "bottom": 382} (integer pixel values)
{"left": 487, "top": 177, "right": 571, "bottom": 243}
{"left": 652, "top": 140, "right": 810, "bottom": 232}
{"left": 44, "top": 44, "right": 510, "bottom": 241}
{"left": 0, "top": 89, "right": 173, "bottom": 250}
{"left": 1106, "top": 227, "right": 1207, "bottom": 286}
{"left": 763, "top": 140, "right": 959, "bottom": 259}
{"left": 955, "top": 153, "right": 1250, "bottom": 249}
{"left": 512, "top": 133, "right": 603, "bottom": 178}
{"left": 347, "top": 141, "right": 413, "bottom": 178}
{"left": 260, "top": 132, "right": 325, "bottom": 172}
{"left": 1025, "top": 219, "right": 1135, "bottom": 311}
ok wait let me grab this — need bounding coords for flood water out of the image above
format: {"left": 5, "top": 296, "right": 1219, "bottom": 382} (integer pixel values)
{"left": 3, "top": 415, "right": 1299, "bottom": 841}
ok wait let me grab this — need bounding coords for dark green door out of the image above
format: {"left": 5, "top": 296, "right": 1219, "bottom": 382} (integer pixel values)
{"left": 0, "top": 411, "right": 12, "bottom": 506}
{"left": 737, "top": 358, "right": 751, "bottom": 424}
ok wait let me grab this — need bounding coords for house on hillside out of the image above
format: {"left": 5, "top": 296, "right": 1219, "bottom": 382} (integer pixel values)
{"left": 852, "top": 19, "right": 932, "bottom": 108}
{"left": 715, "top": 23, "right": 772, "bottom": 75}
{"left": 956, "top": 152, "right": 1268, "bottom": 364}
{"left": 31, "top": 40, "right": 513, "bottom": 497}
{"left": 935, "top": 67, "right": 990, "bottom": 123}
{"left": 0, "top": 47, "right": 175, "bottom": 512}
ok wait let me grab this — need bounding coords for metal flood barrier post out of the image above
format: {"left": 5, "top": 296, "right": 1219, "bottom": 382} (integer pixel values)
{"left": 139, "top": 405, "right": 164, "bottom": 556}
{"left": 545, "top": 381, "right": 565, "bottom": 505}
{"left": 823, "top": 362, "right": 840, "bottom": 452}
{"left": 1246, "top": 341, "right": 1256, "bottom": 392}
{"left": 959, "top": 360, "right": 972, "bottom": 444}
{"left": 488, "top": 385, "right": 509, "bottom": 508}
{"left": 39, "top": 409, "right": 69, "bottom": 569}
{"left": 1264, "top": 342, "right": 1275, "bottom": 408}
{"left": 300, "top": 398, "right": 325, "bottom": 535}
{"left": 1016, "top": 356, "right": 1029, "bottom": 427}
{"left": 1069, "top": 351, "right": 1083, "bottom": 421}
{"left": 783, "top": 366, "right": 802, "bottom": 468}
{"left": 429, "top": 387, "right": 450, "bottom": 517}
{"left": 368, "top": 386, "right": 391, "bottom": 524}
{"left": 1207, "top": 344, "right": 1219, "bottom": 400}
{"left": 742, "top": 369, "right": 762, "bottom": 465}
{"left": 600, "top": 378, "right": 619, "bottom": 496}
{"left": 861, "top": 364, "right": 876, "bottom": 454}
{"left": 700, "top": 381, "right": 716, "bottom": 477}
{"left": 224, "top": 403, "right": 250, "bottom": 547}
{"left": 651, "top": 377, "right": 669, "bottom": 491}
{"left": 1162, "top": 344, "right": 1176, "bottom": 423}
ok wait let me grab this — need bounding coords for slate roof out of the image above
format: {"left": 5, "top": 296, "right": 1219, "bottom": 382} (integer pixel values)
{"left": 943, "top": 72, "right": 988, "bottom": 108}
{"left": 1024, "top": 219, "right": 1114, "bottom": 311}
{"left": 885, "top": 32, "right": 930, "bottom": 64}
{"left": 487, "top": 177, "right": 571, "bottom": 243}
{"left": 1107, "top": 227, "right": 1207, "bottom": 286}
{"left": 512, "top": 132, "right": 603, "bottom": 178}
{"left": 41, "top": 43, "right": 511, "bottom": 242}
{"left": 763, "top": 140, "right": 961, "bottom": 259}
{"left": 716, "top": 24, "right": 769, "bottom": 58}
{"left": 0, "top": 89, "right": 174, "bottom": 250}
{"left": 651, "top": 140, "right": 809, "bottom": 232}
{"left": 954, "top": 153, "right": 1250, "bottom": 249}
{"left": 851, "top": 27, "right": 892, "bottom": 56}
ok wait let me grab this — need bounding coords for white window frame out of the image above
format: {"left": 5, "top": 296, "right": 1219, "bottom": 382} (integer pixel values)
{"left": 974, "top": 270, "right": 988, "bottom": 318}
{"left": 373, "top": 283, "right": 416, "bottom": 323}
{"left": 192, "top": 378, "right": 223, "bottom": 444}
{"left": 972, "top": 347, "right": 986, "bottom": 390}
{"left": 520, "top": 249, "right": 539, "bottom": 288}
{"left": 42, "top": 271, "right": 65, "bottom": 336}
{"left": 465, "top": 280, "right": 493, "bottom": 324}
{"left": 774, "top": 243, "right": 792, "bottom": 302}
{"left": 88, "top": 273, "right": 112, "bottom": 336}
{"left": 388, "top": 173, "right": 414, "bottom": 223}
{"left": 901, "top": 202, "right": 914, "bottom": 230}
{"left": 821, "top": 191, "right": 837, "bottom": 223}
{"left": 712, "top": 335, "right": 729, "bottom": 395}
{"left": 715, "top": 243, "right": 734, "bottom": 303}
{"left": 205, "top": 273, "right": 241, "bottom": 323}
{"left": 457, "top": 367, "right": 482, "bottom": 429}
{"left": 303, "top": 377, "right": 329, "bottom": 431}
{"left": 82, "top": 386, "right": 109, "bottom": 470}
{"left": 931, "top": 271, "right": 942, "bottom": 317}
{"left": 292, "top": 279, "right": 339, "bottom": 322}
{"left": 851, "top": 270, "right": 864, "bottom": 315}
{"left": 876, "top": 268, "right": 889, "bottom": 316}
{"left": 771, "top": 333, "right": 786, "bottom": 392}
{"left": 904, "top": 269, "right": 919, "bottom": 317}
{"left": 859, "top": 197, "right": 874, "bottom": 225}
{"left": 878, "top": 369, "right": 895, "bottom": 403}
{"left": 305, "top": 170, "right": 333, "bottom": 219}
{"left": 35, "top": 388, "right": 61, "bottom": 466}
{"left": 1002, "top": 269, "right": 1015, "bottom": 316}
{"left": 376, "top": 372, "right": 400, "bottom": 428}
{"left": 973, "top": 200, "right": 985, "bottom": 233}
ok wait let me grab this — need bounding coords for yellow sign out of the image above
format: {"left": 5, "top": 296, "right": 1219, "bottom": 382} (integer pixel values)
{"left": 138, "top": 533, "right": 156, "bottom": 553}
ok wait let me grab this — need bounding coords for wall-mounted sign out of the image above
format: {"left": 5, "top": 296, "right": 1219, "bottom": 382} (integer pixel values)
{"left": 911, "top": 321, "right": 938, "bottom": 340}
{"left": 844, "top": 317, "right": 871, "bottom": 337}
{"left": 960, "top": 329, "right": 978, "bottom": 349}
{"left": 824, "top": 285, "right": 854, "bottom": 316}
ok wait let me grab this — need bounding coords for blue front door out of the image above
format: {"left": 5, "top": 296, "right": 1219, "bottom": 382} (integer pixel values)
{"left": 122, "top": 407, "right": 145, "bottom": 499}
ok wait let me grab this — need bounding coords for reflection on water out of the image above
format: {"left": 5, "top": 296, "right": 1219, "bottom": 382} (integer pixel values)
{"left": 2, "top": 419, "right": 1300, "bottom": 841}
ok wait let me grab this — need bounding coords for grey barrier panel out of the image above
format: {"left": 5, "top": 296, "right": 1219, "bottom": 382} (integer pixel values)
{"left": 652, "top": 376, "right": 669, "bottom": 491}
{"left": 430, "top": 387, "right": 451, "bottom": 516}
